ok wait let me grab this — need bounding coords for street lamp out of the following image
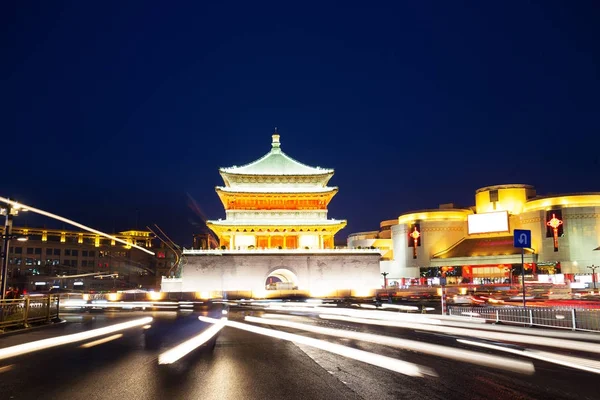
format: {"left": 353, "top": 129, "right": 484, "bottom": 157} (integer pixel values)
{"left": 381, "top": 272, "right": 389, "bottom": 289}
{"left": 587, "top": 265, "right": 598, "bottom": 290}
{"left": 1, "top": 201, "right": 28, "bottom": 300}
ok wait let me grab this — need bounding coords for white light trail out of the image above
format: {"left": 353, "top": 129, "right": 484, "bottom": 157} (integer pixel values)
{"left": 244, "top": 316, "right": 535, "bottom": 374}
{"left": 198, "top": 316, "right": 435, "bottom": 377}
{"left": 158, "top": 319, "right": 225, "bottom": 364}
{"left": 458, "top": 339, "right": 600, "bottom": 375}
{"left": 0, "top": 196, "right": 154, "bottom": 255}
{"left": 318, "top": 314, "right": 600, "bottom": 354}
{"left": 259, "top": 304, "right": 487, "bottom": 326}
{"left": 0, "top": 317, "right": 152, "bottom": 361}
{"left": 0, "top": 365, "right": 14, "bottom": 374}
{"left": 79, "top": 334, "right": 123, "bottom": 348}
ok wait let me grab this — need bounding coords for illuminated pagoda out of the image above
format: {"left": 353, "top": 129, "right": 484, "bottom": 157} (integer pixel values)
{"left": 206, "top": 132, "right": 347, "bottom": 250}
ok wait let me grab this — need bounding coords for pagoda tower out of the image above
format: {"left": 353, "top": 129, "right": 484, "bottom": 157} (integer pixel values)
{"left": 207, "top": 132, "right": 346, "bottom": 250}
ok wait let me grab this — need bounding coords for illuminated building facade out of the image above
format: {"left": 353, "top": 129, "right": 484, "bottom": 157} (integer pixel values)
{"left": 163, "top": 133, "right": 381, "bottom": 296}
{"left": 0, "top": 227, "right": 173, "bottom": 291}
{"left": 349, "top": 184, "right": 600, "bottom": 288}
{"left": 207, "top": 133, "right": 346, "bottom": 249}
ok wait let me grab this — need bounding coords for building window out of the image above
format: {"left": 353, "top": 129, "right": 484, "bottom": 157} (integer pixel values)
{"left": 82, "top": 251, "right": 88, "bottom": 257}
{"left": 14, "top": 247, "right": 22, "bottom": 254}
{"left": 46, "top": 248, "right": 53, "bottom": 255}
{"left": 72, "top": 250, "right": 78, "bottom": 257}
{"left": 65, "top": 249, "right": 71, "bottom": 256}
{"left": 489, "top": 190, "right": 499, "bottom": 203}
{"left": 89, "top": 251, "right": 95, "bottom": 258}
{"left": 27, "top": 248, "right": 34, "bottom": 255}
{"left": 82, "top": 260, "right": 88, "bottom": 267}
{"left": 54, "top": 249, "right": 61, "bottom": 256}
{"left": 35, "top": 248, "right": 42, "bottom": 255}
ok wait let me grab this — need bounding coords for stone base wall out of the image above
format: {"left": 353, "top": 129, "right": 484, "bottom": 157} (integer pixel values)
{"left": 167, "top": 252, "right": 381, "bottom": 293}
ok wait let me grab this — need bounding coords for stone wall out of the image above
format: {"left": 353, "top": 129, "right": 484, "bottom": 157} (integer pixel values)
{"left": 172, "top": 252, "right": 381, "bottom": 293}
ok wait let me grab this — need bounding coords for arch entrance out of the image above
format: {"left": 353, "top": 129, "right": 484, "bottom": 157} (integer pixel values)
{"left": 265, "top": 268, "right": 298, "bottom": 290}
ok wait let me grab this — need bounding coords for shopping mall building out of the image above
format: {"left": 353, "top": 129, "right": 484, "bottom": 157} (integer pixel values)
{"left": 348, "top": 184, "right": 600, "bottom": 288}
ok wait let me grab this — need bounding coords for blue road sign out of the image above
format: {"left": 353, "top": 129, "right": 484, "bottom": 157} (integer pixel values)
{"left": 514, "top": 229, "right": 531, "bottom": 248}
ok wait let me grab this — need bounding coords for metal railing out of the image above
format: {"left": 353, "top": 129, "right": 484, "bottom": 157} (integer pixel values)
{"left": 0, "top": 295, "right": 59, "bottom": 331}
{"left": 448, "top": 306, "right": 600, "bottom": 332}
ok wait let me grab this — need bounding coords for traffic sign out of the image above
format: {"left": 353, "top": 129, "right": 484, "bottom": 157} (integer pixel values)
{"left": 439, "top": 277, "right": 447, "bottom": 286}
{"left": 514, "top": 229, "right": 531, "bottom": 248}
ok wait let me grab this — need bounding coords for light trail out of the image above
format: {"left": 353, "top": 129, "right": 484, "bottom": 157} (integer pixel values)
{"left": 198, "top": 316, "right": 435, "bottom": 377}
{"left": 0, "top": 365, "right": 14, "bottom": 374}
{"left": 0, "top": 317, "right": 152, "bottom": 361}
{"left": 244, "top": 316, "right": 535, "bottom": 374}
{"left": 158, "top": 319, "right": 225, "bottom": 365}
{"left": 258, "top": 303, "right": 486, "bottom": 325}
{"left": 458, "top": 339, "right": 600, "bottom": 375}
{"left": 79, "top": 334, "right": 123, "bottom": 348}
{"left": 318, "top": 314, "right": 600, "bottom": 354}
{"left": 0, "top": 196, "right": 154, "bottom": 255}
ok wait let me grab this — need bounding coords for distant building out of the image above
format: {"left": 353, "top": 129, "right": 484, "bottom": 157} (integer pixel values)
{"left": 348, "top": 184, "right": 600, "bottom": 288}
{"left": 1, "top": 227, "right": 174, "bottom": 291}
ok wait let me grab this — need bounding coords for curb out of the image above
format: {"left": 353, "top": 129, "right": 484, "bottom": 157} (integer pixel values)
{"left": 0, "top": 319, "right": 67, "bottom": 338}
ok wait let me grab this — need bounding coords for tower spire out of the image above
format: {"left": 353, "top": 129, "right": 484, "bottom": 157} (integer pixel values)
{"left": 272, "top": 127, "right": 280, "bottom": 149}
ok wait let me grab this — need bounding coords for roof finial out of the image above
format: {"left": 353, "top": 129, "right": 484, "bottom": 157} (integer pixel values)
{"left": 272, "top": 128, "right": 280, "bottom": 149}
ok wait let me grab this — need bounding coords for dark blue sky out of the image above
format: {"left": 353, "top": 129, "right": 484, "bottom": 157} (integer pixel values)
{"left": 2, "top": 1, "right": 599, "bottom": 245}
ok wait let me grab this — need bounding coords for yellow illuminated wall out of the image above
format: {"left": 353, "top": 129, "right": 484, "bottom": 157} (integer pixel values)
{"left": 397, "top": 209, "right": 472, "bottom": 225}
{"left": 523, "top": 194, "right": 600, "bottom": 212}
{"left": 475, "top": 185, "right": 535, "bottom": 215}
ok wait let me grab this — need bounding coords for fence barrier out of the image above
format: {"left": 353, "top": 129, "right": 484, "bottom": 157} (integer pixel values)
{"left": 0, "top": 295, "right": 59, "bottom": 331}
{"left": 448, "top": 306, "right": 600, "bottom": 332}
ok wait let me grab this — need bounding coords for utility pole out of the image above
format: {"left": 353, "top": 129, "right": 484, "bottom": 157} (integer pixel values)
{"left": 587, "top": 265, "right": 598, "bottom": 290}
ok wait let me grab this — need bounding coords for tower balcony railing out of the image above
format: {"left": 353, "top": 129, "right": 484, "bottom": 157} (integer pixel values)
{"left": 182, "top": 247, "right": 384, "bottom": 255}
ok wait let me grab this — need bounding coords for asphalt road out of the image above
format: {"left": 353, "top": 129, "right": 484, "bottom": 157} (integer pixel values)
{"left": 0, "top": 308, "right": 597, "bottom": 400}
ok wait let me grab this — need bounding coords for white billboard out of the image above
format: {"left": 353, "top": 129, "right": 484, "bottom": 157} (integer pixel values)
{"left": 467, "top": 211, "right": 509, "bottom": 235}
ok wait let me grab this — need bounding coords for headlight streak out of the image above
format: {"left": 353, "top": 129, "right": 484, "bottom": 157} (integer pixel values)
{"left": 317, "top": 314, "right": 600, "bottom": 354}
{"left": 458, "top": 339, "right": 600, "bottom": 375}
{"left": 158, "top": 318, "right": 226, "bottom": 365}
{"left": 243, "top": 316, "right": 535, "bottom": 374}
{"left": 0, "top": 317, "right": 153, "bottom": 361}
{"left": 0, "top": 365, "right": 15, "bottom": 374}
{"left": 79, "top": 334, "right": 123, "bottom": 348}
{"left": 198, "top": 316, "right": 435, "bottom": 378}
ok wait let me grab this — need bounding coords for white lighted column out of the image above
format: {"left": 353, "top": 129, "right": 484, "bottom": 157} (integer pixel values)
{"left": 231, "top": 234, "right": 236, "bottom": 250}
{"left": 319, "top": 234, "right": 324, "bottom": 249}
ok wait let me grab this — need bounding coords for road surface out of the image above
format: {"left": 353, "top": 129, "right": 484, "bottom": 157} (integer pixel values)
{"left": 0, "top": 307, "right": 597, "bottom": 400}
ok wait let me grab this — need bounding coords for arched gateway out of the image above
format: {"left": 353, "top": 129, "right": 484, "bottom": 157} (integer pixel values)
{"left": 265, "top": 268, "right": 298, "bottom": 290}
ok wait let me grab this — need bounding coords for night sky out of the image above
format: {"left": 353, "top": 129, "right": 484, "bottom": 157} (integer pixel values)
{"left": 2, "top": 1, "right": 599, "bottom": 246}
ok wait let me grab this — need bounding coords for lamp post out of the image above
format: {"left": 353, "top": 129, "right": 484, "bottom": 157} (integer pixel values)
{"left": 1, "top": 201, "right": 27, "bottom": 300}
{"left": 587, "top": 265, "right": 599, "bottom": 290}
{"left": 381, "top": 272, "right": 389, "bottom": 289}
